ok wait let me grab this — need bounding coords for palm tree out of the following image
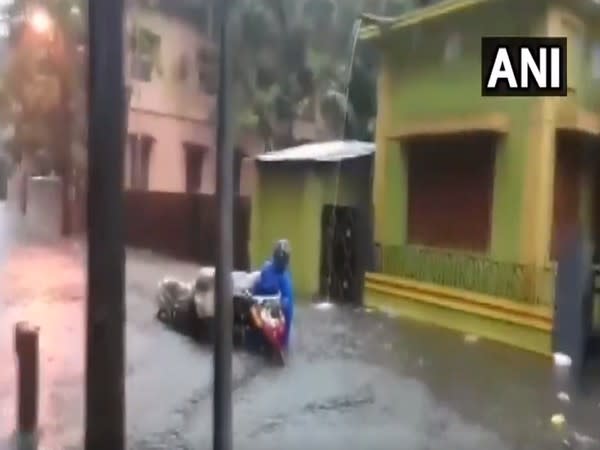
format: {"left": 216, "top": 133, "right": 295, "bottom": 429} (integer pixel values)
{"left": 229, "top": 0, "right": 306, "bottom": 150}
{"left": 231, "top": 0, "right": 379, "bottom": 151}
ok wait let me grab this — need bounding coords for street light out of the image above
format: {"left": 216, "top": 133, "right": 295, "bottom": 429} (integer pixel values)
{"left": 213, "top": 0, "right": 234, "bottom": 449}
{"left": 28, "top": 7, "right": 52, "bottom": 35}
{"left": 23, "top": 4, "right": 76, "bottom": 237}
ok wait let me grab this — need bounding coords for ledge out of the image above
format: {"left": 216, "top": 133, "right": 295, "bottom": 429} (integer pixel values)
{"left": 555, "top": 104, "right": 600, "bottom": 135}
{"left": 389, "top": 113, "right": 510, "bottom": 139}
{"left": 360, "top": 0, "right": 492, "bottom": 41}
{"left": 365, "top": 272, "right": 553, "bottom": 356}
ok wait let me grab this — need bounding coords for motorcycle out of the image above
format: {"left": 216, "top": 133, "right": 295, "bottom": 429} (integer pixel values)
{"left": 156, "top": 267, "right": 286, "bottom": 365}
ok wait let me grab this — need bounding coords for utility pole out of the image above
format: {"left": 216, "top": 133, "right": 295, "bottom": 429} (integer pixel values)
{"left": 213, "top": 0, "right": 234, "bottom": 447}
{"left": 85, "top": 0, "right": 126, "bottom": 448}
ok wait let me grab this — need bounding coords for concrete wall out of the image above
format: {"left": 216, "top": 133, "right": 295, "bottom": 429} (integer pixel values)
{"left": 251, "top": 165, "right": 313, "bottom": 297}
{"left": 6, "top": 171, "right": 23, "bottom": 213}
{"left": 25, "top": 176, "right": 63, "bottom": 240}
{"left": 239, "top": 156, "right": 257, "bottom": 198}
{"left": 6, "top": 164, "right": 30, "bottom": 214}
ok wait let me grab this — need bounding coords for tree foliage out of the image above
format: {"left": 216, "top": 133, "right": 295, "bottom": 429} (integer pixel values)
{"left": 230, "top": 0, "right": 381, "bottom": 150}
{"left": 0, "top": 0, "right": 415, "bottom": 166}
{"left": 1, "top": 0, "right": 86, "bottom": 175}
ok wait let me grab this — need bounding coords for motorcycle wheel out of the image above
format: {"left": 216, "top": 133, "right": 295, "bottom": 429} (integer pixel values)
{"left": 156, "top": 308, "right": 170, "bottom": 323}
{"left": 271, "top": 348, "right": 285, "bottom": 367}
{"left": 233, "top": 324, "right": 245, "bottom": 346}
{"left": 262, "top": 334, "right": 285, "bottom": 367}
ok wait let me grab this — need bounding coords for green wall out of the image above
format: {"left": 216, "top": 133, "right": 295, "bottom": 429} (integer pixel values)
{"left": 250, "top": 165, "right": 315, "bottom": 298}
{"left": 250, "top": 157, "right": 373, "bottom": 299}
{"left": 575, "top": 9, "right": 600, "bottom": 114}
{"left": 377, "top": 0, "right": 547, "bottom": 262}
{"left": 377, "top": 139, "right": 407, "bottom": 247}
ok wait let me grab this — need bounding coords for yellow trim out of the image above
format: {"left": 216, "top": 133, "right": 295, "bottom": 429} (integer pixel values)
{"left": 366, "top": 289, "right": 552, "bottom": 356}
{"left": 519, "top": 9, "right": 561, "bottom": 271}
{"left": 367, "top": 273, "right": 552, "bottom": 328}
{"left": 555, "top": 104, "right": 600, "bottom": 135}
{"left": 365, "top": 273, "right": 553, "bottom": 356}
{"left": 360, "top": 0, "right": 492, "bottom": 40}
{"left": 389, "top": 113, "right": 510, "bottom": 138}
{"left": 519, "top": 98, "right": 556, "bottom": 267}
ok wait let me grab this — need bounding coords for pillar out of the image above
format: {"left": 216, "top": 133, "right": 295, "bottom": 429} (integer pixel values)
{"left": 372, "top": 57, "right": 392, "bottom": 245}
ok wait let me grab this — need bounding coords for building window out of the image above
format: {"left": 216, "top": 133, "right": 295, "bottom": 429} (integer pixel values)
{"left": 184, "top": 143, "right": 206, "bottom": 193}
{"left": 197, "top": 46, "right": 218, "bottom": 94}
{"left": 405, "top": 133, "right": 496, "bottom": 252}
{"left": 129, "top": 27, "right": 161, "bottom": 82}
{"left": 128, "top": 134, "right": 153, "bottom": 190}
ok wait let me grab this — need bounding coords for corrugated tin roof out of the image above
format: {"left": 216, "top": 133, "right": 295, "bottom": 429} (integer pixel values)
{"left": 255, "top": 141, "right": 375, "bottom": 163}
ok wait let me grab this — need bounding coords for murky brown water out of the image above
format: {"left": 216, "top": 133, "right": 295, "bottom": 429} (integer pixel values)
{"left": 0, "top": 205, "right": 598, "bottom": 449}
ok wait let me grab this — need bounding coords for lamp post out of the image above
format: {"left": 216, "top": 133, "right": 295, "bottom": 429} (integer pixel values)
{"left": 28, "top": 8, "right": 52, "bottom": 35}
{"left": 213, "top": 0, "right": 234, "bottom": 448}
{"left": 27, "top": 5, "right": 74, "bottom": 236}
{"left": 85, "top": 0, "right": 126, "bottom": 447}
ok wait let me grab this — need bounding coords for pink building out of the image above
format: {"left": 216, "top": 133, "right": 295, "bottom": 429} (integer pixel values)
{"left": 125, "top": 5, "right": 251, "bottom": 194}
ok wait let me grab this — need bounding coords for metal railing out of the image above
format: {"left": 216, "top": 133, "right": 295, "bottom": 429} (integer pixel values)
{"left": 379, "top": 244, "right": 556, "bottom": 305}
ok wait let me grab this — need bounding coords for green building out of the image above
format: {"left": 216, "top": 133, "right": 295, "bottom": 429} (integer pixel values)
{"left": 249, "top": 141, "right": 374, "bottom": 301}
{"left": 361, "top": 0, "right": 600, "bottom": 355}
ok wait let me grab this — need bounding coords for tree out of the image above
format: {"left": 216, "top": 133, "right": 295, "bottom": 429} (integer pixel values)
{"left": 3, "top": 0, "right": 86, "bottom": 168}
{"left": 1, "top": 0, "right": 86, "bottom": 233}
{"left": 229, "top": 0, "right": 307, "bottom": 150}
{"left": 125, "top": 0, "right": 380, "bottom": 151}
{"left": 229, "top": 0, "right": 379, "bottom": 151}
{"left": 303, "top": 0, "right": 418, "bottom": 142}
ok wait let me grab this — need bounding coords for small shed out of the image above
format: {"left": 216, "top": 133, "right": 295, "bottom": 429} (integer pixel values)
{"left": 249, "top": 140, "right": 375, "bottom": 302}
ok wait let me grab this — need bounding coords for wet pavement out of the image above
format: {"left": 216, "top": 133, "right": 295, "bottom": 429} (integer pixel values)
{"left": 0, "top": 203, "right": 598, "bottom": 449}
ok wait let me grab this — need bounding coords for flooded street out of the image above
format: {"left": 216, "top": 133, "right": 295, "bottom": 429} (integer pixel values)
{"left": 0, "top": 205, "right": 597, "bottom": 449}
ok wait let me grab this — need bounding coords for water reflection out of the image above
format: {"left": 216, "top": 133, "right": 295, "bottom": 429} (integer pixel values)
{"left": 0, "top": 240, "right": 599, "bottom": 448}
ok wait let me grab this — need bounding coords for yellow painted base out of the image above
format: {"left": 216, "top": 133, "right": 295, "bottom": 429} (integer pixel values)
{"left": 365, "top": 273, "right": 553, "bottom": 357}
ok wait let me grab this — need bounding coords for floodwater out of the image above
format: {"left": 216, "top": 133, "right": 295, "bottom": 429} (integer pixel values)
{"left": 0, "top": 204, "right": 598, "bottom": 449}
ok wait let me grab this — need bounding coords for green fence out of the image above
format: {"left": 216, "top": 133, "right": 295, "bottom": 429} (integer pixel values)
{"left": 380, "top": 245, "right": 556, "bottom": 305}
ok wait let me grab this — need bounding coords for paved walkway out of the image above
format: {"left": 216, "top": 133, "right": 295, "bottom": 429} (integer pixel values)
{"left": 0, "top": 203, "right": 598, "bottom": 449}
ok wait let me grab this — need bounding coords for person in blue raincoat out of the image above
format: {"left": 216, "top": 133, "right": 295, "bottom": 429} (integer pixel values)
{"left": 251, "top": 239, "right": 294, "bottom": 349}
